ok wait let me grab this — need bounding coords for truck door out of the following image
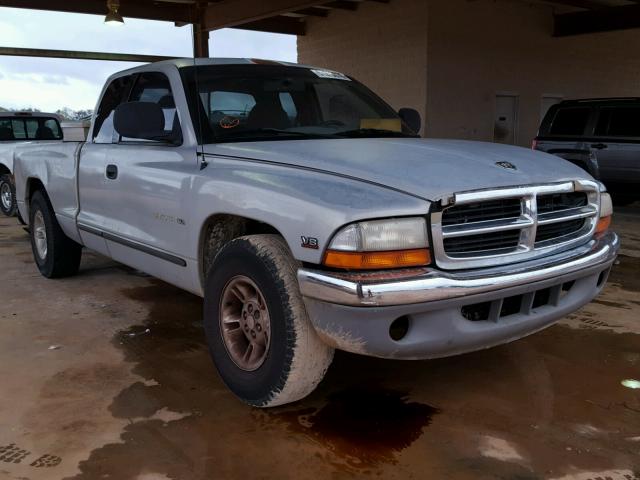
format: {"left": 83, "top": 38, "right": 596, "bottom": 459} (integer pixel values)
{"left": 101, "top": 71, "right": 196, "bottom": 287}
{"left": 592, "top": 105, "right": 640, "bottom": 189}
{"left": 77, "top": 74, "right": 135, "bottom": 256}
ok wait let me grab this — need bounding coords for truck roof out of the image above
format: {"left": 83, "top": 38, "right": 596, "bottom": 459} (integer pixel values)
{"left": 153, "top": 58, "right": 305, "bottom": 68}
{"left": 107, "top": 57, "right": 327, "bottom": 78}
{"left": 0, "top": 111, "right": 62, "bottom": 120}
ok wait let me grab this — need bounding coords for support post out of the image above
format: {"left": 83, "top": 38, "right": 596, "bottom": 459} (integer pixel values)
{"left": 192, "top": 2, "right": 209, "bottom": 58}
{"left": 193, "top": 23, "right": 210, "bottom": 58}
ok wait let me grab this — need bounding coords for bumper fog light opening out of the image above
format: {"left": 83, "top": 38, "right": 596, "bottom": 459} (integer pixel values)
{"left": 389, "top": 316, "right": 410, "bottom": 341}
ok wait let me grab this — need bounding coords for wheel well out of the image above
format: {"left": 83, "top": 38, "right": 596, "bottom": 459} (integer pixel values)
{"left": 0, "top": 164, "right": 10, "bottom": 176}
{"left": 25, "top": 178, "right": 47, "bottom": 205}
{"left": 199, "top": 214, "right": 283, "bottom": 283}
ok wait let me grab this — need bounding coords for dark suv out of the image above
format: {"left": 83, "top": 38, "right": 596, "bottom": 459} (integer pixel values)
{"left": 534, "top": 98, "right": 640, "bottom": 204}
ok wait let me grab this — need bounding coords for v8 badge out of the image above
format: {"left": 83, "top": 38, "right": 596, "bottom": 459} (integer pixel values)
{"left": 301, "top": 236, "right": 319, "bottom": 250}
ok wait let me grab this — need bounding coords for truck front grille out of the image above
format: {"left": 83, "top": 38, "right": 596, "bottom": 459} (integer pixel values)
{"left": 431, "top": 181, "right": 600, "bottom": 270}
{"left": 535, "top": 218, "right": 585, "bottom": 243}
{"left": 442, "top": 198, "right": 522, "bottom": 226}
{"left": 444, "top": 230, "right": 521, "bottom": 255}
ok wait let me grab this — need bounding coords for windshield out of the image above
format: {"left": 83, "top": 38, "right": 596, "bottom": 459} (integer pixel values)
{"left": 0, "top": 117, "right": 63, "bottom": 141}
{"left": 180, "top": 65, "right": 418, "bottom": 143}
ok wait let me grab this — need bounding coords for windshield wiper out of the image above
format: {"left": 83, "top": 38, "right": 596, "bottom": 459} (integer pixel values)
{"left": 336, "top": 128, "right": 418, "bottom": 138}
{"left": 220, "top": 129, "right": 338, "bottom": 141}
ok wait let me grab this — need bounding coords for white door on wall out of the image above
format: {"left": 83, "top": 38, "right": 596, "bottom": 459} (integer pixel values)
{"left": 493, "top": 94, "right": 519, "bottom": 145}
{"left": 540, "top": 95, "right": 564, "bottom": 122}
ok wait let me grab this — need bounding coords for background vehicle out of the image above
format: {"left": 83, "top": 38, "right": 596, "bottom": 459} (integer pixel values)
{"left": 534, "top": 98, "right": 640, "bottom": 204}
{"left": 0, "top": 112, "right": 63, "bottom": 217}
{"left": 14, "top": 59, "right": 618, "bottom": 407}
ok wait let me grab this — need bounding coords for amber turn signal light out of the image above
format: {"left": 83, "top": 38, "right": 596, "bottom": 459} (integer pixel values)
{"left": 595, "top": 215, "right": 611, "bottom": 235}
{"left": 324, "top": 248, "right": 431, "bottom": 270}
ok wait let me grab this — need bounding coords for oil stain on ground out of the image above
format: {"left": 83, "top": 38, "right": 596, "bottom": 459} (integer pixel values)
{"left": 263, "top": 387, "right": 438, "bottom": 469}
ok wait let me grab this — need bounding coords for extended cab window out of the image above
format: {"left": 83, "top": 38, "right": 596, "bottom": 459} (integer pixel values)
{"left": 93, "top": 75, "right": 134, "bottom": 143}
{"left": 595, "top": 106, "right": 640, "bottom": 138}
{"left": 122, "top": 72, "right": 181, "bottom": 143}
{"left": 549, "top": 107, "right": 591, "bottom": 136}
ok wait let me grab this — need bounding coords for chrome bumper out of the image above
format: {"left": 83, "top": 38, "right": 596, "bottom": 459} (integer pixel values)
{"left": 298, "top": 232, "right": 619, "bottom": 307}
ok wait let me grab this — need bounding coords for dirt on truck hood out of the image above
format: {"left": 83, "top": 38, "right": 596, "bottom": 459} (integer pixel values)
{"left": 204, "top": 138, "right": 593, "bottom": 201}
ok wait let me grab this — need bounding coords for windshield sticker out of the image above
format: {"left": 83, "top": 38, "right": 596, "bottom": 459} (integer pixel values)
{"left": 310, "top": 69, "right": 351, "bottom": 81}
{"left": 360, "top": 118, "right": 402, "bottom": 132}
{"left": 219, "top": 116, "right": 240, "bottom": 129}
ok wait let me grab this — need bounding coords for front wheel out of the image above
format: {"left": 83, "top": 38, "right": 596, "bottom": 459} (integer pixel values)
{"left": 29, "top": 190, "right": 82, "bottom": 278}
{"left": 0, "top": 174, "right": 17, "bottom": 217}
{"left": 203, "top": 234, "right": 334, "bottom": 407}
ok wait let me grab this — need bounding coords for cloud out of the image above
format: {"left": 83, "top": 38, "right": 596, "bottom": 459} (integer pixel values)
{"left": 0, "top": 7, "right": 297, "bottom": 110}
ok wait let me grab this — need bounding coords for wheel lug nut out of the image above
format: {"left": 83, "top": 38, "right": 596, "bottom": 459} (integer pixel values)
{"left": 248, "top": 305, "right": 253, "bottom": 313}
{"left": 251, "top": 330, "right": 256, "bottom": 338}
{"left": 256, "top": 324, "right": 262, "bottom": 332}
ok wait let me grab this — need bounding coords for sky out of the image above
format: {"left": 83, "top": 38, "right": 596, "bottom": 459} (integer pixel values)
{"left": 0, "top": 7, "right": 297, "bottom": 112}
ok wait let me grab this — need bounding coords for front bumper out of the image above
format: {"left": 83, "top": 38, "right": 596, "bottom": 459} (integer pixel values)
{"left": 297, "top": 232, "right": 619, "bottom": 359}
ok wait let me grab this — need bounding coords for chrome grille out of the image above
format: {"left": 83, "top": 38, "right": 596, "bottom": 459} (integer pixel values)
{"left": 442, "top": 198, "right": 522, "bottom": 226}
{"left": 444, "top": 229, "right": 521, "bottom": 255}
{"left": 431, "top": 181, "right": 600, "bottom": 270}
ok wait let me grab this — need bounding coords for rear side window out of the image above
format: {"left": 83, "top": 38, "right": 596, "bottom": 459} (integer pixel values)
{"left": 93, "top": 75, "right": 134, "bottom": 143}
{"left": 549, "top": 107, "right": 591, "bottom": 136}
{"left": 595, "top": 107, "right": 640, "bottom": 138}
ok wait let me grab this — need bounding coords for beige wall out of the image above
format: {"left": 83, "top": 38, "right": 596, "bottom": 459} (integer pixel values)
{"left": 297, "top": 0, "right": 429, "bottom": 132}
{"left": 428, "top": 0, "right": 640, "bottom": 146}
{"left": 298, "top": 0, "right": 640, "bottom": 147}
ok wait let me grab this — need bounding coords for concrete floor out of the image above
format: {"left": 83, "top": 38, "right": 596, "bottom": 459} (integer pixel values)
{"left": 0, "top": 210, "right": 638, "bottom": 480}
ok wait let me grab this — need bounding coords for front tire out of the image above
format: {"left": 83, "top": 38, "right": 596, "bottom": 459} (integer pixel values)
{"left": 203, "top": 234, "right": 334, "bottom": 407}
{"left": 0, "top": 174, "right": 17, "bottom": 217}
{"left": 29, "top": 190, "right": 82, "bottom": 278}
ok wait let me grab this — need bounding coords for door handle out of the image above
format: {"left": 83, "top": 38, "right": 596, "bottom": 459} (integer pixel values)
{"left": 590, "top": 143, "right": 608, "bottom": 150}
{"left": 106, "top": 164, "right": 118, "bottom": 180}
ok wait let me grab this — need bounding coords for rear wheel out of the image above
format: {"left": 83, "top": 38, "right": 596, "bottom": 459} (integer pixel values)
{"left": 0, "top": 174, "right": 16, "bottom": 217}
{"left": 29, "top": 190, "right": 82, "bottom": 278}
{"left": 203, "top": 234, "right": 334, "bottom": 407}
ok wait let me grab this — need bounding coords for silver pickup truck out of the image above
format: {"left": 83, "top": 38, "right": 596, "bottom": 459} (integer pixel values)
{"left": 14, "top": 59, "right": 619, "bottom": 407}
{"left": 0, "top": 112, "right": 64, "bottom": 218}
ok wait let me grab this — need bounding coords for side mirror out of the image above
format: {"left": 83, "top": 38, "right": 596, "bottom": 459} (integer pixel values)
{"left": 114, "top": 101, "right": 174, "bottom": 142}
{"left": 398, "top": 108, "right": 422, "bottom": 135}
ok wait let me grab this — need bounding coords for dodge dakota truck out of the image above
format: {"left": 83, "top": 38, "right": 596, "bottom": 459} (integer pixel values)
{"left": 14, "top": 59, "right": 619, "bottom": 407}
{"left": 0, "top": 111, "right": 63, "bottom": 218}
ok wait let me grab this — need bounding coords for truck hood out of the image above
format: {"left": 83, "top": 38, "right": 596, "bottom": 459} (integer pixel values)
{"left": 203, "top": 138, "right": 592, "bottom": 201}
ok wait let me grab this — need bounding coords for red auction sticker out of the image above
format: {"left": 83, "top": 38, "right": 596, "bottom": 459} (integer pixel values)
{"left": 220, "top": 116, "right": 240, "bottom": 129}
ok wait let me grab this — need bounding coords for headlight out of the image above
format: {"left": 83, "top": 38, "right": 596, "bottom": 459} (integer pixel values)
{"left": 596, "top": 191, "right": 612, "bottom": 234}
{"left": 324, "top": 217, "right": 431, "bottom": 270}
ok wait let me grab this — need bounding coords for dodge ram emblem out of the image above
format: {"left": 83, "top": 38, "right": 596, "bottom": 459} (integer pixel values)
{"left": 495, "top": 161, "right": 517, "bottom": 170}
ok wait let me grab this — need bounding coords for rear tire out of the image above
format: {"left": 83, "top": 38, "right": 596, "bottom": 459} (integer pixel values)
{"left": 29, "top": 190, "right": 82, "bottom": 278}
{"left": 203, "top": 234, "right": 334, "bottom": 407}
{"left": 0, "top": 174, "right": 17, "bottom": 217}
